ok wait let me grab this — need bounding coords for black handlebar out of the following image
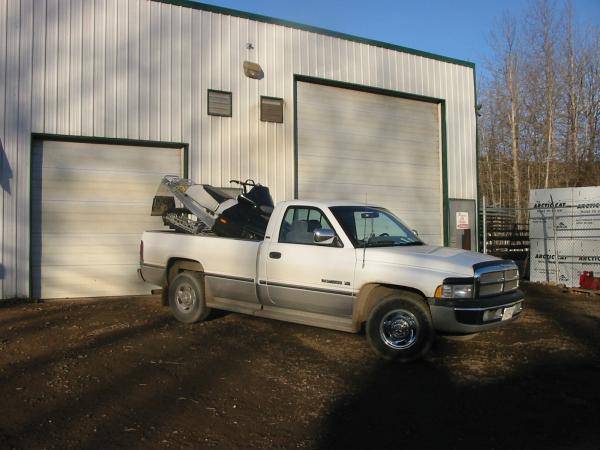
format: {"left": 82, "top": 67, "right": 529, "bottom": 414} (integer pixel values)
{"left": 230, "top": 179, "right": 256, "bottom": 185}
{"left": 230, "top": 179, "right": 257, "bottom": 193}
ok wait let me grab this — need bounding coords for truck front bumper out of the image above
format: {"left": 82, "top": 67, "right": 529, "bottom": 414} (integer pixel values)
{"left": 428, "top": 290, "right": 525, "bottom": 334}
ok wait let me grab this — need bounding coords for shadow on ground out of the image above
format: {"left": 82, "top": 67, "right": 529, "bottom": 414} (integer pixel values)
{"left": 319, "top": 284, "right": 600, "bottom": 449}
{"left": 318, "top": 358, "right": 599, "bottom": 449}
{"left": 0, "top": 285, "right": 598, "bottom": 449}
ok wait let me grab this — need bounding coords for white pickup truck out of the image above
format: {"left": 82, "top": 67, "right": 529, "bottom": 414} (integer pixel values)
{"left": 140, "top": 200, "right": 524, "bottom": 361}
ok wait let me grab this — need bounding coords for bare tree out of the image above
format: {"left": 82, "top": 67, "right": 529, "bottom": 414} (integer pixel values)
{"left": 479, "top": 0, "right": 600, "bottom": 210}
{"left": 488, "top": 14, "right": 523, "bottom": 219}
{"left": 564, "top": 1, "right": 580, "bottom": 180}
{"left": 537, "top": 0, "right": 558, "bottom": 188}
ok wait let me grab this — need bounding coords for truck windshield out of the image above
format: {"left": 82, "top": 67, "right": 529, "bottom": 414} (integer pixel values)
{"left": 330, "top": 206, "right": 423, "bottom": 248}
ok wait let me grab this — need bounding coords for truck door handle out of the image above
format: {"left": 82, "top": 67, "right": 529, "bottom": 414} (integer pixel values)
{"left": 269, "top": 252, "right": 281, "bottom": 259}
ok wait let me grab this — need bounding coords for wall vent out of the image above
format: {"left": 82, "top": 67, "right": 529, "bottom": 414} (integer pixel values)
{"left": 260, "top": 96, "right": 284, "bottom": 123}
{"left": 207, "top": 90, "right": 232, "bottom": 117}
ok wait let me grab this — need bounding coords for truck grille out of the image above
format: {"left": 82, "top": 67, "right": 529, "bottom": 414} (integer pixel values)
{"left": 475, "top": 265, "right": 519, "bottom": 297}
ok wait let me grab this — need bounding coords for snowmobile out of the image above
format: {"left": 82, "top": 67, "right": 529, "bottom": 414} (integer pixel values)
{"left": 151, "top": 175, "right": 274, "bottom": 240}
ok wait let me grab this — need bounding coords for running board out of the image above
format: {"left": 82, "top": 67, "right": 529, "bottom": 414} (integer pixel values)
{"left": 206, "top": 298, "right": 357, "bottom": 333}
{"left": 256, "top": 305, "right": 356, "bottom": 333}
{"left": 207, "top": 297, "right": 262, "bottom": 315}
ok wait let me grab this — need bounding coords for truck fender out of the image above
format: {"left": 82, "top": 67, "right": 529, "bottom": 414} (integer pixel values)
{"left": 164, "top": 259, "right": 205, "bottom": 305}
{"left": 353, "top": 283, "right": 429, "bottom": 329}
{"left": 167, "top": 258, "right": 205, "bottom": 281}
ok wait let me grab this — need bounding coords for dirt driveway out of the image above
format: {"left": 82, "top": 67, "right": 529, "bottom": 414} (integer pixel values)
{"left": 1, "top": 283, "right": 599, "bottom": 449}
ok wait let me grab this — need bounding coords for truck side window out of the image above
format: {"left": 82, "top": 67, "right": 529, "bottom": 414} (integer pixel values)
{"left": 279, "top": 206, "right": 336, "bottom": 245}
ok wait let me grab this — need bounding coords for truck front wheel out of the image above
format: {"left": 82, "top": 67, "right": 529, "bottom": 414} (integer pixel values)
{"left": 169, "top": 272, "right": 211, "bottom": 323}
{"left": 366, "top": 295, "right": 434, "bottom": 362}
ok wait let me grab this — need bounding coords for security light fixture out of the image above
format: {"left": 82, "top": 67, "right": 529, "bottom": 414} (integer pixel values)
{"left": 243, "top": 61, "right": 264, "bottom": 80}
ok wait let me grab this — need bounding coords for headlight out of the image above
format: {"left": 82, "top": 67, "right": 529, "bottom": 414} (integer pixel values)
{"left": 435, "top": 283, "right": 474, "bottom": 299}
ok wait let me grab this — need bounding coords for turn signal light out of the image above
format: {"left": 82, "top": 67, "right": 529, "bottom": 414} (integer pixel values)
{"left": 434, "top": 285, "right": 443, "bottom": 299}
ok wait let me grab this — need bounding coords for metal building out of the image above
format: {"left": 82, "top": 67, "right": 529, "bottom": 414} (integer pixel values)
{"left": 0, "top": 0, "right": 478, "bottom": 300}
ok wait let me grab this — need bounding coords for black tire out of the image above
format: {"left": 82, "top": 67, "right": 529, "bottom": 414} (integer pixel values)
{"left": 366, "top": 294, "right": 434, "bottom": 362}
{"left": 168, "top": 272, "right": 211, "bottom": 324}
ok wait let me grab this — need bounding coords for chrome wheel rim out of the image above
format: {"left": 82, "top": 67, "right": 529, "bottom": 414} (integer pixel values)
{"left": 175, "top": 283, "right": 196, "bottom": 313}
{"left": 379, "top": 310, "right": 419, "bottom": 349}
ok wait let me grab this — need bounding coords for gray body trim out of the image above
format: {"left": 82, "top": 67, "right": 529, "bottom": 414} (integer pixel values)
{"left": 204, "top": 272, "right": 254, "bottom": 283}
{"left": 204, "top": 274, "right": 259, "bottom": 304}
{"left": 206, "top": 297, "right": 262, "bottom": 315}
{"left": 266, "top": 284, "right": 354, "bottom": 317}
{"left": 206, "top": 294, "right": 355, "bottom": 332}
{"left": 143, "top": 262, "right": 524, "bottom": 335}
{"left": 453, "top": 301, "right": 523, "bottom": 312}
{"left": 430, "top": 296, "right": 524, "bottom": 334}
{"left": 263, "top": 280, "right": 353, "bottom": 296}
{"left": 257, "top": 305, "right": 355, "bottom": 332}
{"left": 143, "top": 264, "right": 357, "bottom": 330}
{"left": 139, "top": 264, "right": 166, "bottom": 287}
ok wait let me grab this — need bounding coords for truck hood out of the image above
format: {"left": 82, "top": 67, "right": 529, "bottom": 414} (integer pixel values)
{"left": 364, "top": 245, "right": 501, "bottom": 277}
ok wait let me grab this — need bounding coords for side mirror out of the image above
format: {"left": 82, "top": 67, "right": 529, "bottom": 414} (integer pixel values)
{"left": 313, "top": 228, "right": 336, "bottom": 245}
{"left": 412, "top": 229, "right": 419, "bottom": 237}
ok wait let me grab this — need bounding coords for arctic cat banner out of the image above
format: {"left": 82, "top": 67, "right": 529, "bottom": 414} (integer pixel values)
{"left": 529, "top": 187, "right": 600, "bottom": 287}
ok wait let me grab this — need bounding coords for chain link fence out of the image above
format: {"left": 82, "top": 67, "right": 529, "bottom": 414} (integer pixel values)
{"left": 480, "top": 187, "right": 600, "bottom": 287}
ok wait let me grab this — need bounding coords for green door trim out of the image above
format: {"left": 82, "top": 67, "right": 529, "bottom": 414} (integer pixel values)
{"left": 28, "top": 133, "right": 189, "bottom": 299}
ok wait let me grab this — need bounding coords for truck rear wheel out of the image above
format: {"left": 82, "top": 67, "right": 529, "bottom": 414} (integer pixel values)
{"left": 169, "top": 272, "right": 211, "bottom": 324}
{"left": 366, "top": 295, "right": 434, "bottom": 362}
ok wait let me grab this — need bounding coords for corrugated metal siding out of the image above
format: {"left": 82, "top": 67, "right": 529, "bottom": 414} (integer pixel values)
{"left": 0, "top": 0, "right": 477, "bottom": 298}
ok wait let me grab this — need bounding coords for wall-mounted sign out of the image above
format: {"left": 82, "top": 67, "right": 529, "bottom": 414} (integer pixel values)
{"left": 456, "top": 212, "right": 470, "bottom": 229}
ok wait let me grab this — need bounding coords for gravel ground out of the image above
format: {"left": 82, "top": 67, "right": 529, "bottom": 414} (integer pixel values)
{"left": 0, "top": 283, "right": 599, "bottom": 450}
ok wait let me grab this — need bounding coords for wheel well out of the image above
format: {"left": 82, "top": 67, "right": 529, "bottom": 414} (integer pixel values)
{"left": 166, "top": 258, "right": 204, "bottom": 284}
{"left": 163, "top": 258, "right": 205, "bottom": 306}
{"left": 354, "top": 283, "right": 429, "bottom": 326}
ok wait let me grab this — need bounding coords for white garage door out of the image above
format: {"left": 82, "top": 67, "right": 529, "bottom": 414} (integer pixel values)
{"left": 31, "top": 140, "right": 183, "bottom": 299}
{"left": 296, "top": 81, "right": 443, "bottom": 244}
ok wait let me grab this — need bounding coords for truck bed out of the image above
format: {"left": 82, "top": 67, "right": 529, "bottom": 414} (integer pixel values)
{"left": 141, "top": 230, "right": 262, "bottom": 282}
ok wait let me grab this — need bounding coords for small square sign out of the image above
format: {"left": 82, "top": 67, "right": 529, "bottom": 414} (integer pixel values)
{"left": 456, "top": 211, "right": 470, "bottom": 230}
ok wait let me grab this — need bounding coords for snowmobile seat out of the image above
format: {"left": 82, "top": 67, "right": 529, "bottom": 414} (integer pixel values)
{"left": 203, "top": 185, "right": 233, "bottom": 204}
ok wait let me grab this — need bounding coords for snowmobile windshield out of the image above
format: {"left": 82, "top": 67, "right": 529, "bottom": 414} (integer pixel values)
{"left": 245, "top": 185, "right": 274, "bottom": 209}
{"left": 151, "top": 175, "right": 188, "bottom": 216}
{"left": 160, "top": 175, "right": 194, "bottom": 193}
